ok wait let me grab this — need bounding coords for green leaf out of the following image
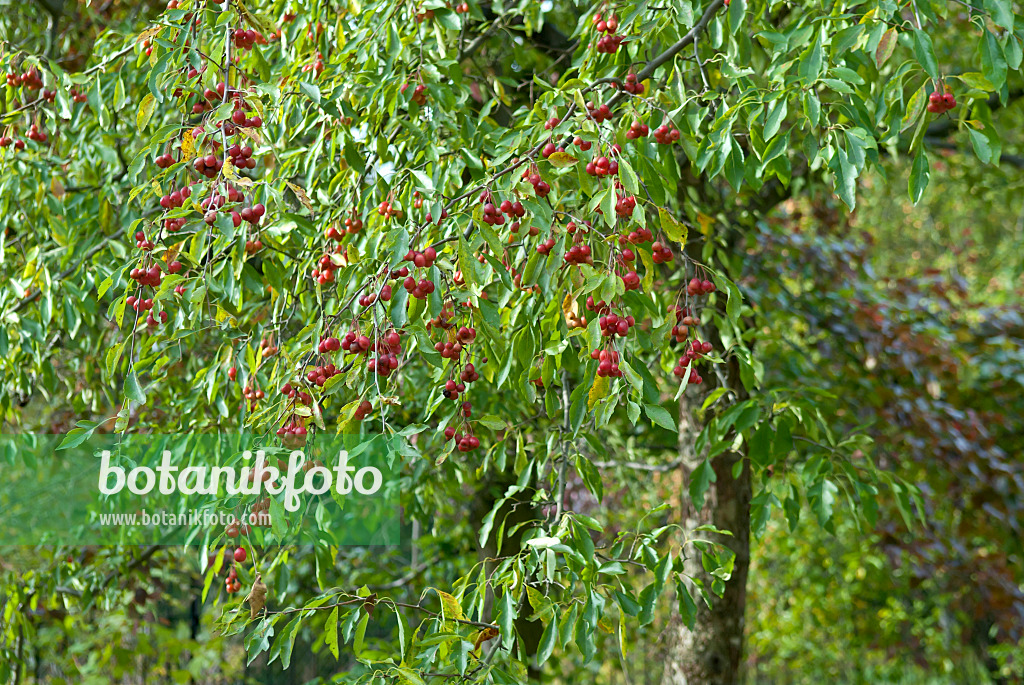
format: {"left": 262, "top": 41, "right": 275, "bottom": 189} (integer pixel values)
{"left": 833, "top": 146, "right": 857, "bottom": 210}
{"left": 901, "top": 84, "right": 925, "bottom": 133}
{"left": 497, "top": 590, "right": 516, "bottom": 649}
{"left": 537, "top": 617, "right": 557, "bottom": 664}
{"left": 763, "top": 97, "right": 787, "bottom": 141}
{"left": 676, "top": 579, "right": 698, "bottom": 629}
{"left": 913, "top": 30, "right": 939, "bottom": 79}
{"left": 981, "top": 30, "right": 1008, "bottom": 90}
{"left": 124, "top": 370, "right": 146, "bottom": 404}
{"left": 299, "top": 81, "right": 322, "bottom": 104}
{"left": 644, "top": 403, "right": 676, "bottom": 431}
{"left": 325, "top": 606, "right": 339, "bottom": 659}
{"left": 909, "top": 149, "right": 930, "bottom": 204}
{"left": 619, "top": 156, "right": 639, "bottom": 195}
{"left": 353, "top": 612, "right": 369, "bottom": 655}
{"left": 689, "top": 459, "right": 716, "bottom": 509}
{"left": 728, "top": 0, "right": 746, "bottom": 34}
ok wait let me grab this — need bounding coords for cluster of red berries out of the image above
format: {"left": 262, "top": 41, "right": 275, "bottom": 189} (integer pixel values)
{"left": 306, "top": 362, "right": 340, "bottom": 387}
{"left": 626, "top": 120, "right": 649, "bottom": 140}
{"left": 302, "top": 52, "right": 325, "bottom": 76}
{"left": 359, "top": 283, "right": 393, "bottom": 307}
{"left": 673, "top": 340, "right": 714, "bottom": 384}
{"left": 564, "top": 242, "right": 594, "bottom": 265}
{"left": 652, "top": 241, "right": 674, "bottom": 263}
{"left": 537, "top": 236, "right": 557, "bottom": 255}
{"left": 377, "top": 200, "right": 404, "bottom": 220}
{"left": 312, "top": 254, "right": 336, "bottom": 284}
{"left": 403, "top": 275, "right": 436, "bottom": 299}
{"left": 280, "top": 383, "right": 313, "bottom": 406}
{"left": 586, "top": 154, "right": 620, "bottom": 177}
{"left": 26, "top": 124, "right": 48, "bottom": 143}
{"left": 130, "top": 263, "right": 164, "bottom": 288}
{"left": 224, "top": 561, "right": 243, "bottom": 594}
{"left": 687, "top": 276, "right": 716, "bottom": 296}
{"left": 621, "top": 73, "right": 645, "bottom": 95}
{"left": 227, "top": 141, "right": 258, "bottom": 170}
{"left": 229, "top": 104, "right": 263, "bottom": 130}
{"left": 621, "top": 226, "right": 655, "bottom": 245}
{"left": 277, "top": 419, "right": 308, "bottom": 448}
{"left": 544, "top": 115, "right": 561, "bottom": 130}
{"left": 353, "top": 399, "right": 373, "bottom": 420}
{"left": 193, "top": 152, "right": 224, "bottom": 178}
{"left": 147, "top": 311, "right": 171, "bottom": 329}
{"left": 232, "top": 27, "right": 266, "bottom": 50}
{"left": 0, "top": 135, "right": 25, "bottom": 150}
{"left": 405, "top": 247, "right": 438, "bottom": 269}
{"left": 401, "top": 83, "right": 428, "bottom": 106}
{"left": 158, "top": 183, "right": 193, "bottom": 210}
{"left": 593, "top": 13, "right": 623, "bottom": 53}
{"left": 621, "top": 270, "right": 641, "bottom": 290}
{"left": 5, "top": 68, "right": 42, "bottom": 89}
{"left": 443, "top": 426, "right": 481, "bottom": 452}
{"left": 654, "top": 124, "right": 681, "bottom": 144}
{"left": 327, "top": 214, "right": 363, "bottom": 239}
{"left": 592, "top": 348, "right": 623, "bottom": 377}
{"left": 368, "top": 344, "right": 401, "bottom": 377}
{"left": 155, "top": 152, "right": 177, "bottom": 168}
{"left": 615, "top": 193, "right": 637, "bottom": 217}
{"left": 669, "top": 306, "right": 699, "bottom": 342}
{"left": 144, "top": 310, "right": 169, "bottom": 328}
{"left": 434, "top": 325, "right": 476, "bottom": 359}
{"left": 586, "top": 100, "right": 614, "bottom": 123}
{"left": 340, "top": 331, "right": 371, "bottom": 354}
{"left": 927, "top": 89, "right": 957, "bottom": 114}
{"left": 134, "top": 230, "right": 156, "bottom": 251}
{"left": 243, "top": 384, "right": 265, "bottom": 402}
{"left": 520, "top": 169, "right": 552, "bottom": 198}
{"left": 600, "top": 311, "right": 635, "bottom": 338}
{"left": 318, "top": 335, "right": 342, "bottom": 354}
{"left": 572, "top": 135, "right": 593, "bottom": 152}
{"left": 245, "top": 238, "right": 264, "bottom": 254}
{"left": 126, "top": 295, "right": 156, "bottom": 312}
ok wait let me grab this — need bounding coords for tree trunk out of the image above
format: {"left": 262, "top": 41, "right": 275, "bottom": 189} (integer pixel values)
{"left": 661, "top": 365, "right": 752, "bottom": 685}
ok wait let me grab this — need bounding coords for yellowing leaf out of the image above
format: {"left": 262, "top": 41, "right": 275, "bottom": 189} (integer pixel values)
{"left": 181, "top": 130, "right": 196, "bottom": 162}
{"left": 223, "top": 156, "right": 238, "bottom": 180}
{"left": 151, "top": 179, "right": 163, "bottom": 197}
{"left": 286, "top": 182, "right": 313, "bottom": 211}
{"left": 436, "top": 590, "right": 465, "bottom": 621}
{"left": 51, "top": 177, "right": 65, "bottom": 199}
{"left": 588, "top": 375, "right": 610, "bottom": 410}
{"left": 561, "top": 291, "right": 579, "bottom": 325}
{"left": 547, "top": 151, "right": 579, "bottom": 168}
{"left": 233, "top": 0, "right": 269, "bottom": 33}
{"left": 639, "top": 246, "right": 655, "bottom": 292}
{"left": 859, "top": 8, "right": 876, "bottom": 23}
{"left": 238, "top": 126, "right": 263, "bottom": 145}
{"left": 697, "top": 212, "right": 714, "bottom": 237}
{"left": 658, "top": 207, "right": 689, "bottom": 245}
{"left": 136, "top": 26, "right": 162, "bottom": 44}
{"left": 875, "top": 28, "right": 898, "bottom": 67}
{"left": 136, "top": 93, "right": 156, "bottom": 132}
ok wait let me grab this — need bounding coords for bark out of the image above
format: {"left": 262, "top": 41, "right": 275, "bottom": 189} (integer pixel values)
{"left": 660, "top": 361, "right": 752, "bottom": 685}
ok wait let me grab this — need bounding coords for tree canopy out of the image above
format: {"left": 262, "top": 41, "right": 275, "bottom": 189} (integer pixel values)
{"left": 1, "top": 0, "right": 1022, "bottom": 682}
